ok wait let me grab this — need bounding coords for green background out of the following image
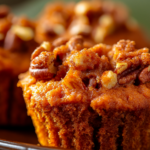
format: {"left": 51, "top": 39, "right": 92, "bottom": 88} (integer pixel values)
{"left": 1, "top": 0, "right": 150, "bottom": 34}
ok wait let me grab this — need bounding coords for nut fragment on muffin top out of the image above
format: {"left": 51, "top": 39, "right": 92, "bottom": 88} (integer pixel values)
{"left": 35, "top": 1, "right": 150, "bottom": 49}
{"left": 20, "top": 36, "right": 150, "bottom": 96}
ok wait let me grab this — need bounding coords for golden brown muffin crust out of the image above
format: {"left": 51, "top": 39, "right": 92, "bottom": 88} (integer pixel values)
{"left": 19, "top": 37, "right": 150, "bottom": 150}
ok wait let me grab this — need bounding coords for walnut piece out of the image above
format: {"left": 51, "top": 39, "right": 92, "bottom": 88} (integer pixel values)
{"left": 94, "top": 15, "right": 115, "bottom": 43}
{"left": 75, "top": 1, "right": 91, "bottom": 15}
{"left": 53, "top": 24, "right": 65, "bottom": 35}
{"left": 116, "top": 62, "right": 128, "bottom": 74}
{"left": 11, "top": 25, "right": 34, "bottom": 41}
{"left": 41, "top": 42, "right": 52, "bottom": 51}
{"left": 101, "top": 71, "right": 117, "bottom": 89}
{"left": 139, "top": 66, "right": 150, "bottom": 83}
{"left": 94, "top": 27, "right": 107, "bottom": 43}
{"left": 69, "top": 23, "right": 91, "bottom": 35}
{"left": 67, "top": 35, "right": 83, "bottom": 51}
{"left": 99, "top": 14, "right": 114, "bottom": 29}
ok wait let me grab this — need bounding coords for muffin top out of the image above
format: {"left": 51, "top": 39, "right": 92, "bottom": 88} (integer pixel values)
{"left": 0, "top": 5, "right": 38, "bottom": 55}
{"left": 18, "top": 36, "right": 150, "bottom": 111}
{"left": 35, "top": 1, "right": 150, "bottom": 49}
{"left": 0, "top": 6, "right": 38, "bottom": 75}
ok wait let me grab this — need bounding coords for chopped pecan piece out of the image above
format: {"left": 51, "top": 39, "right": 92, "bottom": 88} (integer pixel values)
{"left": 31, "top": 42, "right": 52, "bottom": 60}
{"left": 139, "top": 66, "right": 150, "bottom": 83}
{"left": 67, "top": 35, "right": 83, "bottom": 51}
{"left": 119, "top": 70, "right": 138, "bottom": 85}
{"left": 53, "top": 37, "right": 69, "bottom": 47}
{"left": 30, "top": 42, "right": 57, "bottom": 80}
{"left": 69, "top": 16, "right": 91, "bottom": 35}
{"left": 109, "top": 40, "right": 150, "bottom": 85}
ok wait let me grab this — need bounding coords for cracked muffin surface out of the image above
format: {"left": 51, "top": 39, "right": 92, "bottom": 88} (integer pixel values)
{"left": 19, "top": 36, "right": 150, "bottom": 150}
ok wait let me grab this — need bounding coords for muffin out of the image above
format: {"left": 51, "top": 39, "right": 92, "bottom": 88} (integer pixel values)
{"left": 0, "top": 49, "right": 12, "bottom": 125}
{"left": 35, "top": 1, "right": 150, "bottom": 48}
{"left": 19, "top": 36, "right": 150, "bottom": 150}
{"left": 0, "top": 6, "right": 38, "bottom": 126}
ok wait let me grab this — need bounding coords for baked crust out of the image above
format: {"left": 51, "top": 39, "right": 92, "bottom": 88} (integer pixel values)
{"left": 19, "top": 37, "right": 150, "bottom": 150}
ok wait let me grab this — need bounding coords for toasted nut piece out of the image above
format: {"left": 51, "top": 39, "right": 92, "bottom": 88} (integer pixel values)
{"left": 94, "top": 27, "right": 107, "bottom": 43}
{"left": 69, "top": 16, "right": 91, "bottom": 35}
{"left": 31, "top": 42, "right": 52, "bottom": 60}
{"left": 41, "top": 42, "right": 52, "bottom": 51}
{"left": 69, "top": 23, "right": 91, "bottom": 35}
{"left": 119, "top": 70, "right": 138, "bottom": 85}
{"left": 116, "top": 62, "right": 128, "bottom": 74}
{"left": 11, "top": 25, "right": 34, "bottom": 41}
{"left": 31, "top": 47, "right": 45, "bottom": 60}
{"left": 53, "top": 37, "right": 69, "bottom": 47}
{"left": 94, "top": 15, "right": 115, "bottom": 43}
{"left": 101, "top": 71, "right": 117, "bottom": 89}
{"left": 29, "top": 68, "right": 55, "bottom": 80}
{"left": 99, "top": 15, "right": 115, "bottom": 34}
{"left": 139, "top": 67, "right": 150, "bottom": 83}
{"left": 53, "top": 24, "right": 65, "bottom": 35}
{"left": 67, "top": 35, "right": 83, "bottom": 51}
{"left": 73, "top": 53, "right": 85, "bottom": 66}
{"left": 75, "top": 1, "right": 91, "bottom": 15}
{"left": 0, "top": 33, "right": 4, "bottom": 40}
{"left": 62, "top": 69, "right": 85, "bottom": 90}
{"left": 99, "top": 14, "right": 114, "bottom": 28}
{"left": 30, "top": 52, "right": 57, "bottom": 80}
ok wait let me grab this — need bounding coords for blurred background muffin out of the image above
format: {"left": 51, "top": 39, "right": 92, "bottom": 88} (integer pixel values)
{"left": 0, "top": 5, "right": 38, "bottom": 126}
{"left": 1, "top": 0, "right": 149, "bottom": 35}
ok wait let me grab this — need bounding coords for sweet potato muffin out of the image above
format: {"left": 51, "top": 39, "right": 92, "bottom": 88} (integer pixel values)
{"left": 0, "top": 49, "right": 12, "bottom": 125}
{"left": 19, "top": 36, "right": 150, "bottom": 150}
{"left": 35, "top": 1, "right": 150, "bottom": 48}
{"left": 0, "top": 6, "right": 38, "bottom": 126}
